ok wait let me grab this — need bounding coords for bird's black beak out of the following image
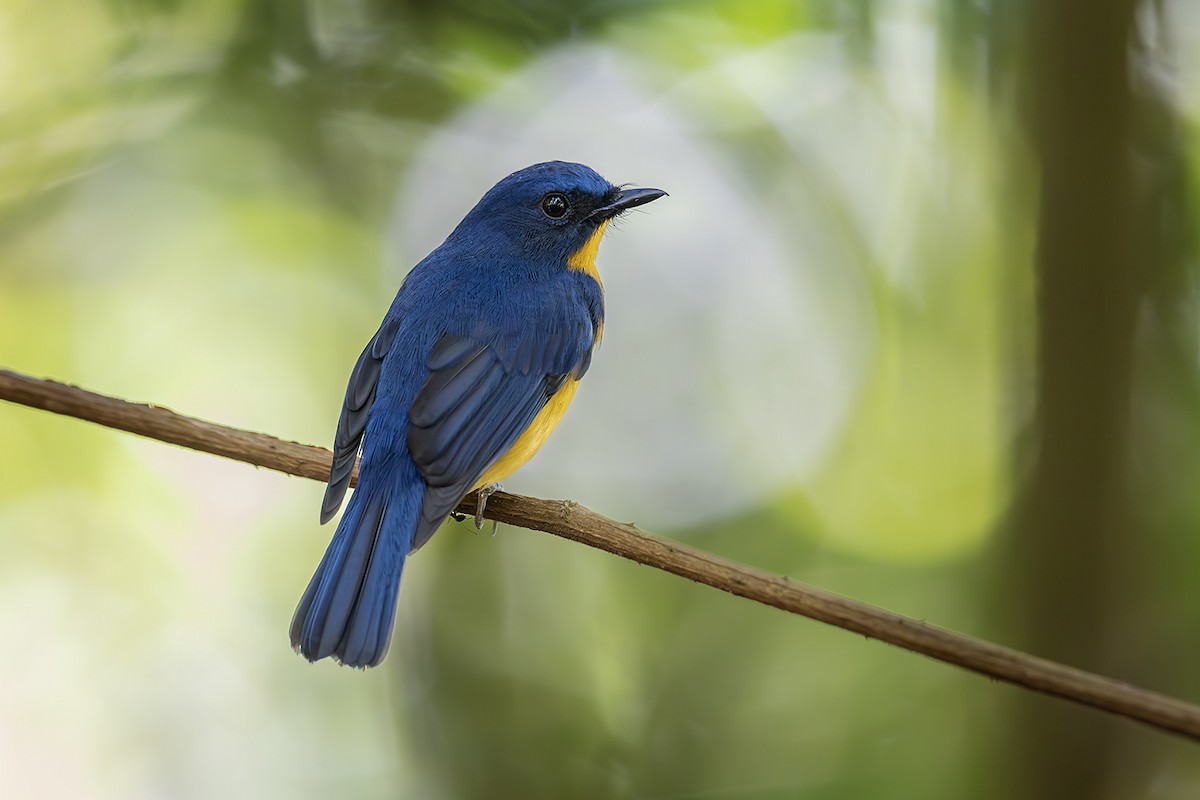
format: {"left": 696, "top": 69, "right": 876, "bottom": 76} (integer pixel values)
{"left": 591, "top": 187, "right": 668, "bottom": 221}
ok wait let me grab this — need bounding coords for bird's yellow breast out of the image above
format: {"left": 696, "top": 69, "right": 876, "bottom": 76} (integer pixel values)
{"left": 472, "top": 224, "right": 607, "bottom": 490}
{"left": 473, "top": 379, "right": 580, "bottom": 489}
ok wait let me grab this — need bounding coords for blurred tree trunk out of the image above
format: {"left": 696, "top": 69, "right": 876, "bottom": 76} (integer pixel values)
{"left": 1007, "top": 0, "right": 1142, "bottom": 795}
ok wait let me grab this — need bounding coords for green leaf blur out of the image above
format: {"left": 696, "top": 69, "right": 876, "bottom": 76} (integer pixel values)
{"left": 2, "top": 0, "right": 1198, "bottom": 797}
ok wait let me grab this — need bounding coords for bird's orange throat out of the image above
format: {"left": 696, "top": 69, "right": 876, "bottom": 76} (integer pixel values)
{"left": 566, "top": 220, "right": 610, "bottom": 288}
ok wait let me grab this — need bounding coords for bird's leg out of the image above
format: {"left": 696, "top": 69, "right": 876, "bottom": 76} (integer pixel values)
{"left": 475, "top": 483, "right": 502, "bottom": 536}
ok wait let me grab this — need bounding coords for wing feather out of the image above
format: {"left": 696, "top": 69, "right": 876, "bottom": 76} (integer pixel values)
{"left": 406, "top": 327, "right": 590, "bottom": 551}
{"left": 321, "top": 317, "right": 402, "bottom": 524}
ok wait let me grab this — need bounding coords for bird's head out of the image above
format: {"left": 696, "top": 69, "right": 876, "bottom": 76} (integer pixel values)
{"left": 451, "top": 161, "right": 666, "bottom": 277}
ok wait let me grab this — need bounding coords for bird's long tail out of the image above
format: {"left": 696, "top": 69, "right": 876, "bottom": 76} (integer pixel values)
{"left": 290, "top": 469, "right": 421, "bottom": 668}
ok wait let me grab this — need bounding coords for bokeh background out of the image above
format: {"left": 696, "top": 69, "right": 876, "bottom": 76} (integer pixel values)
{"left": 3, "top": 0, "right": 1199, "bottom": 797}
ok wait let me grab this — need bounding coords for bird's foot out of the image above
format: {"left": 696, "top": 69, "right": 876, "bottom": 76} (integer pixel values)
{"left": 475, "top": 483, "right": 502, "bottom": 536}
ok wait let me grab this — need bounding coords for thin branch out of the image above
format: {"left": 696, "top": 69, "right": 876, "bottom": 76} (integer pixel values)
{"left": 3, "top": 366, "right": 1200, "bottom": 742}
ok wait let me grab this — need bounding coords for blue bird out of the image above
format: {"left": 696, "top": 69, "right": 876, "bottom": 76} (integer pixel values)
{"left": 291, "top": 161, "right": 666, "bottom": 667}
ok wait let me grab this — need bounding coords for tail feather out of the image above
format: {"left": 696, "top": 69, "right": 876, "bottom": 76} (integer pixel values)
{"left": 337, "top": 527, "right": 405, "bottom": 666}
{"left": 291, "top": 475, "right": 419, "bottom": 667}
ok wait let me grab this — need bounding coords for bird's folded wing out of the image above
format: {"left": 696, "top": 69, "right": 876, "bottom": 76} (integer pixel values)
{"left": 405, "top": 327, "right": 588, "bottom": 551}
{"left": 320, "top": 313, "right": 403, "bottom": 524}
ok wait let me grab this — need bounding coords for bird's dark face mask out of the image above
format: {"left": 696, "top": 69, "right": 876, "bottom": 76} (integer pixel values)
{"left": 556, "top": 186, "right": 666, "bottom": 282}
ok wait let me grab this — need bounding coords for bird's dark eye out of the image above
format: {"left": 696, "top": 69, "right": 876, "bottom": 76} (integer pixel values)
{"left": 540, "top": 193, "right": 569, "bottom": 219}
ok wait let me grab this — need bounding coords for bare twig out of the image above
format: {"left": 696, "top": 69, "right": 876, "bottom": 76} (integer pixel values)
{"left": 3, "top": 366, "right": 1199, "bottom": 742}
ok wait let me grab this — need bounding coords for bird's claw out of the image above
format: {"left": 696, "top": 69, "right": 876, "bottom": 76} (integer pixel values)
{"left": 474, "top": 484, "right": 502, "bottom": 535}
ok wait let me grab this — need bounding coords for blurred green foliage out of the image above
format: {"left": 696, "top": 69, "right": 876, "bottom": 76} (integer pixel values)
{"left": 2, "top": 1, "right": 1200, "bottom": 798}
